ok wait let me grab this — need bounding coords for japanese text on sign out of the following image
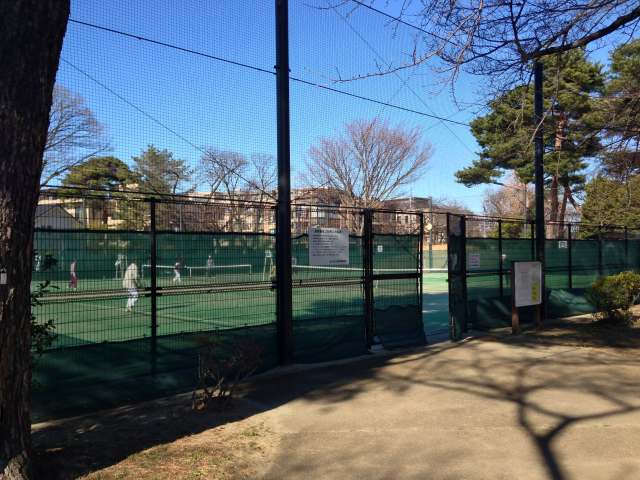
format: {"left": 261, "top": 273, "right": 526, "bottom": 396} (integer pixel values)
{"left": 309, "top": 227, "right": 349, "bottom": 266}
{"left": 513, "top": 261, "right": 542, "bottom": 307}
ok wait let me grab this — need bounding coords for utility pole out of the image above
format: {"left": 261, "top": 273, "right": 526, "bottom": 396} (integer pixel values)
{"left": 534, "top": 61, "right": 546, "bottom": 322}
{"left": 275, "top": 0, "right": 293, "bottom": 363}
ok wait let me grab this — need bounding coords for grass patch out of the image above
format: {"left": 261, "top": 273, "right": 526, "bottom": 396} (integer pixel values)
{"left": 33, "top": 397, "right": 276, "bottom": 480}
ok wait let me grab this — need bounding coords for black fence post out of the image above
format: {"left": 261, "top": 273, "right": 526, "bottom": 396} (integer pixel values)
{"left": 419, "top": 212, "right": 424, "bottom": 324}
{"left": 534, "top": 61, "right": 546, "bottom": 321}
{"left": 598, "top": 226, "right": 603, "bottom": 277}
{"left": 498, "top": 219, "right": 504, "bottom": 298}
{"left": 567, "top": 224, "right": 573, "bottom": 290}
{"left": 275, "top": 0, "right": 293, "bottom": 364}
{"left": 530, "top": 221, "right": 535, "bottom": 259}
{"left": 624, "top": 227, "right": 629, "bottom": 271}
{"left": 149, "top": 199, "right": 158, "bottom": 372}
{"left": 428, "top": 198, "right": 433, "bottom": 269}
{"left": 461, "top": 215, "right": 468, "bottom": 333}
{"left": 363, "top": 209, "right": 374, "bottom": 348}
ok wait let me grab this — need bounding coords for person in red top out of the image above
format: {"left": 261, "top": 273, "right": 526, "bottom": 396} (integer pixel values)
{"left": 69, "top": 259, "right": 78, "bottom": 290}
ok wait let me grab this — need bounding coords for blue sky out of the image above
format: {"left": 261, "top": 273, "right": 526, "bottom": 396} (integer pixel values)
{"left": 56, "top": 0, "right": 627, "bottom": 212}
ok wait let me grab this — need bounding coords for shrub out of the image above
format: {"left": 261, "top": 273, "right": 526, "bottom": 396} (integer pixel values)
{"left": 192, "top": 336, "right": 262, "bottom": 411}
{"left": 31, "top": 281, "right": 57, "bottom": 360}
{"left": 586, "top": 271, "right": 640, "bottom": 323}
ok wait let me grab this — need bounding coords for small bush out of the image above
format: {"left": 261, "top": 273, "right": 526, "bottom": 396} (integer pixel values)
{"left": 586, "top": 271, "right": 640, "bottom": 323}
{"left": 31, "top": 281, "right": 57, "bottom": 360}
{"left": 192, "top": 336, "right": 262, "bottom": 411}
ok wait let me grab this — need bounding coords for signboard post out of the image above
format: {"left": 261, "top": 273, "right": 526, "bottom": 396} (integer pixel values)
{"left": 308, "top": 227, "right": 349, "bottom": 266}
{"left": 511, "top": 261, "right": 543, "bottom": 334}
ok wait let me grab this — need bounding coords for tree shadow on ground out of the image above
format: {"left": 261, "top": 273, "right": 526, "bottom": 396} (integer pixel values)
{"left": 248, "top": 318, "right": 640, "bottom": 480}
{"left": 31, "top": 338, "right": 461, "bottom": 479}
{"left": 33, "top": 317, "right": 640, "bottom": 479}
{"left": 32, "top": 393, "right": 267, "bottom": 479}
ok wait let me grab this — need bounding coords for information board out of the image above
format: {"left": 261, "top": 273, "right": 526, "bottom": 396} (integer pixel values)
{"left": 513, "top": 261, "right": 542, "bottom": 307}
{"left": 468, "top": 252, "right": 481, "bottom": 270}
{"left": 309, "top": 227, "right": 349, "bottom": 266}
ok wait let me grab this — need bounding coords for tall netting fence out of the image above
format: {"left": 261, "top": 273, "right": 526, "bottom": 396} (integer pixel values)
{"left": 290, "top": 205, "right": 368, "bottom": 362}
{"left": 371, "top": 210, "right": 424, "bottom": 348}
{"left": 455, "top": 215, "right": 640, "bottom": 331}
{"left": 32, "top": 192, "right": 426, "bottom": 417}
{"left": 32, "top": 191, "right": 279, "bottom": 417}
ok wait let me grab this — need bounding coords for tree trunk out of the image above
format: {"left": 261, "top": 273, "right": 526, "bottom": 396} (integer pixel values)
{"left": 549, "top": 175, "right": 559, "bottom": 236}
{"left": 0, "top": 2, "right": 69, "bottom": 479}
{"left": 558, "top": 181, "right": 570, "bottom": 237}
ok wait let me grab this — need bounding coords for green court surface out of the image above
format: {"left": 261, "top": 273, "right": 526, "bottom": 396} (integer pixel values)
{"left": 32, "top": 272, "right": 428, "bottom": 419}
{"left": 35, "top": 271, "right": 445, "bottom": 349}
{"left": 422, "top": 271, "right": 450, "bottom": 335}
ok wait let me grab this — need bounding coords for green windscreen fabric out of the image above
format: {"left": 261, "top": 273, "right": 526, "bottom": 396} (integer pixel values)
{"left": 629, "top": 240, "right": 640, "bottom": 271}
{"left": 33, "top": 230, "right": 150, "bottom": 285}
{"left": 32, "top": 227, "right": 279, "bottom": 420}
{"left": 463, "top": 235, "right": 638, "bottom": 331}
{"left": 466, "top": 238, "right": 500, "bottom": 272}
{"left": 447, "top": 215, "right": 467, "bottom": 338}
{"left": 571, "top": 240, "right": 600, "bottom": 288}
{"left": 602, "top": 240, "right": 626, "bottom": 275}
{"left": 373, "top": 233, "right": 424, "bottom": 348}
{"left": 546, "top": 239, "right": 570, "bottom": 289}
{"left": 291, "top": 234, "right": 368, "bottom": 363}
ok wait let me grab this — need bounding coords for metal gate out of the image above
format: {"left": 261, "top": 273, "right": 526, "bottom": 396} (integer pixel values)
{"left": 367, "top": 210, "right": 425, "bottom": 348}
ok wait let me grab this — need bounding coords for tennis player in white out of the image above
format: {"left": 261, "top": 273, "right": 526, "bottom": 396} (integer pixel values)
{"left": 123, "top": 262, "right": 139, "bottom": 312}
{"left": 173, "top": 259, "right": 182, "bottom": 283}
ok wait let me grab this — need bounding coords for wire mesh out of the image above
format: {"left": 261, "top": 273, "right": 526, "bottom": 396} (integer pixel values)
{"left": 457, "top": 215, "right": 640, "bottom": 331}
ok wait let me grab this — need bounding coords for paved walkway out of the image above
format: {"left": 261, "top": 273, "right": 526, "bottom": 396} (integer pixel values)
{"left": 246, "top": 332, "right": 640, "bottom": 480}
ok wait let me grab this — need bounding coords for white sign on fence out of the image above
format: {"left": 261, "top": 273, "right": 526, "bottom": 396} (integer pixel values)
{"left": 309, "top": 227, "right": 349, "bottom": 266}
{"left": 558, "top": 240, "right": 568, "bottom": 249}
{"left": 377, "top": 245, "right": 384, "bottom": 253}
{"left": 468, "top": 252, "right": 481, "bottom": 269}
{"left": 513, "top": 261, "right": 542, "bottom": 307}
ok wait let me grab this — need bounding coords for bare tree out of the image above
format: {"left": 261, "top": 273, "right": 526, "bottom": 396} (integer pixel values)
{"left": 304, "top": 119, "right": 432, "bottom": 209}
{"left": 341, "top": 0, "right": 640, "bottom": 87}
{"left": 41, "top": 84, "right": 108, "bottom": 186}
{"left": 199, "top": 148, "right": 248, "bottom": 196}
{"left": 199, "top": 149, "right": 277, "bottom": 231}
{"left": 248, "top": 154, "right": 277, "bottom": 202}
{"left": 482, "top": 173, "right": 533, "bottom": 219}
{"left": 1, "top": 1, "right": 69, "bottom": 478}
{"left": 248, "top": 154, "right": 277, "bottom": 233}
{"left": 199, "top": 148, "right": 250, "bottom": 230}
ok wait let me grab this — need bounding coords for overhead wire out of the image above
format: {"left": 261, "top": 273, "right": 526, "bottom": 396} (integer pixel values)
{"left": 60, "top": 58, "right": 278, "bottom": 201}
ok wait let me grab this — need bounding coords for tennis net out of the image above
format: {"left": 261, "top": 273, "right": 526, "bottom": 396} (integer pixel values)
{"left": 141, "top": 263, "right": 252, "bottom": 279}
{"left": 292, "top": 264, "right": 418, "bottom": 278}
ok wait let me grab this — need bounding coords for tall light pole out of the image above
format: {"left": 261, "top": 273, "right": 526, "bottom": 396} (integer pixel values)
{"left": 534, "top": 61, "right": 546, "bottom": 321}
{"left": 275, "top": 0, "right": 293, "bottom": 363}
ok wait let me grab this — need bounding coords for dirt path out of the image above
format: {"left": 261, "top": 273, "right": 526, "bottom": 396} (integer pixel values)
{"left": 245, "top": 322, "right": 640, "bottom": 480}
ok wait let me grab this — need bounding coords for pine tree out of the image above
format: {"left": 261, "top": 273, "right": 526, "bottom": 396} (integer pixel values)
{"left": 62, "top": 156, "right": 135, "bottom": 191}
{"left": 582, "top": 175, "right": 640, "bottom": 230}
{"left": 457, "top": 50, "right": 605, "bottom": 227}
{"left": 132, "top": 145, "right": 192, "bottom": 195}
{"left": 596, "top": 39, "right": 640, "bottom": 182}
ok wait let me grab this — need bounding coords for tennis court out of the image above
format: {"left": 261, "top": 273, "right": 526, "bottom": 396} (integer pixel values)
{"left": 34, "top": 264, "right": 429, "bottom": 349}
{"left": 31, "top": 199, "right": 427, "bottom": 396}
